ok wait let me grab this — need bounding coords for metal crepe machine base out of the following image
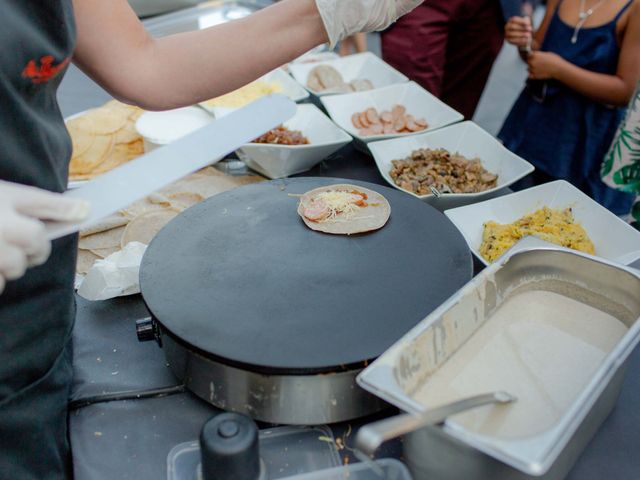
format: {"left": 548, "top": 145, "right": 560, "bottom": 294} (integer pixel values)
{"left": 161, "top": 331, "right": 387, "bottom": 425}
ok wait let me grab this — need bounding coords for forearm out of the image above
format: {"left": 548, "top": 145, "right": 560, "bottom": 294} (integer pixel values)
{"left": 554, "top": 60, "right": 634, "bottom": 106}
{"left": 73, "top": 0, "right": 327, "bottom": 110}
{"left": 354, "top": 33, "right": 368, "bottom": 53}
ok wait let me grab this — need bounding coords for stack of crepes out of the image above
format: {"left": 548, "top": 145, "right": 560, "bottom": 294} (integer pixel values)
{"left": 68, "top": 99, "right": 266, "bottom": 276}
{"left": 67, "top": 100, "right": 145, "bottom": 181}
{"left": 77, "top": 167, "right": 263, "bottom": 275}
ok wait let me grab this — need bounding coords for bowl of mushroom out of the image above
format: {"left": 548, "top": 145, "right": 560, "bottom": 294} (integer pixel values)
{"left": 368, "top": 121, "right": 534, "bottom": 209}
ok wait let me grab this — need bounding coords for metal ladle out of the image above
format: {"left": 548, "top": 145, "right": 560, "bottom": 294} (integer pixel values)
{"left": 355, "top": 391, "right": 517, "bottom": 456}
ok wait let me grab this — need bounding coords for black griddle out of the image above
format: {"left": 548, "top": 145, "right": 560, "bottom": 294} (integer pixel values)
{"left": 140, "top": 178, "right": 472, "bottom": 374}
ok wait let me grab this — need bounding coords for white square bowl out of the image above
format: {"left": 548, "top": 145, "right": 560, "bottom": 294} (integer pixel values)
{"left": 288, "top": 50, "right": 340, "bottom": 69}
{"left": 202, "top": 68, "right": 308, "bottom": 110}
{"left": 320, "top": 82, "right": 464, "bottom": 146}
{"left": 289, "top": 52, "right": 408, "bottom": 97}
{"left": 235, "top": 104, "right": 352, "bottom": 179}
{"left": 368, "top": 121, "right": 534, "bottom": 209}
{"left": 263, "top": 68, "right": 310, "bottom": 103}
{"left": 444, "top": 180, "right": 640, "bottom": 266}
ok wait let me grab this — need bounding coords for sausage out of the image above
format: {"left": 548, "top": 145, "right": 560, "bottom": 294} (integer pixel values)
{"left": 366, "top": 108, "right": 380, "bottom": 125}
{"left": 380, "top": 112, "right": 393, "bottom": 124}
{"left": 351, "top": 113, "right": 364, "bottom": 129}
{"left": 359, "top": 112, "right": 371, "bottom": 128}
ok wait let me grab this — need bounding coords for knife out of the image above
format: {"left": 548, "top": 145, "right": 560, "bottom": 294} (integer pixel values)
{"left": 46, "top": 94, "right": 297, "bottom": 240}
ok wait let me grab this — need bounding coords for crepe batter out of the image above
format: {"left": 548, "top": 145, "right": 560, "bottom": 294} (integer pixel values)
{"left": 412, "top": 289, "right": 628, "bottom": 439}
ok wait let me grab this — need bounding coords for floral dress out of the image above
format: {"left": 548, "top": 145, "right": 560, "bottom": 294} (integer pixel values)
{"left": 602, "top": 81, "right": 640, "bottom": 224}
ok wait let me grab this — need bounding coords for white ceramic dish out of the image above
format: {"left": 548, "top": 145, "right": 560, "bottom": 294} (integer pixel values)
{"left": 289, "top": 52, "right": 408, "bottom": 97}
{"left": 287, "top": 49, "right": 340, "bottom": 71}
{"left": 202, "top": 68, "right": 308, "bottom": 111}
{"left": 235, "top": 104, "right": 352, "bottom": 179}
{"left": 444, "top": 180, "right": 640, "bottom": 266}
{"left": 135, "top": 106, "right": 213, "bottom": 152}
{"left": 368, "top": 121, "right": 534, "bottom": 209}
{"left": 65, "top": 110, "right": 89, "bottom": 189}
{"left": 263, "top": 68, "right": 310, "bottom": 103}
{"left": 320, "top": 82, "right": 464, "bottom": 146}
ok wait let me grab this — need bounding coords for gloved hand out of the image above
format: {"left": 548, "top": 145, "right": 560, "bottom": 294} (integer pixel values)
{"left": 315, "top": 0, "right": 423, "bottom": 49}
{"left": 0, "top": 180, "right": 90, "bottom": 293}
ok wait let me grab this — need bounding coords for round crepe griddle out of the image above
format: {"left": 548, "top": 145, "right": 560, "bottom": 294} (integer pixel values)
{"left": 140, "top": 178, "right": 472, "bottom": 374}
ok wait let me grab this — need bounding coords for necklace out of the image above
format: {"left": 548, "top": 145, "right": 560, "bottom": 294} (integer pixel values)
{"left": 571, "top": 0, "right": 607, "bottom": 43}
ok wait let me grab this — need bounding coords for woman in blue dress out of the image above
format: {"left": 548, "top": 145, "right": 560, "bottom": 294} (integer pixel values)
{"left": 499, "top": 0, "right": 640, "bottom": 215}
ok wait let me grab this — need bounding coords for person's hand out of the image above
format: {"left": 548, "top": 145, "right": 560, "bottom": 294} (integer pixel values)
{"left": 0, "top": 180, "right": 90, "bottom": 293}
{"left": 505, "top": 16, "right": 533, "bottom": 48}
{"left": 527, "top": 51, "right": 564, "bottom": 80}
{"left": 315, "top": 0, "right": 423, "bottom": 48}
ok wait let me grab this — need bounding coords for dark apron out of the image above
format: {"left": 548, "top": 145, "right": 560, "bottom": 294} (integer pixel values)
{"left": 0, "top": 2, "right": 77, "bottom": 478}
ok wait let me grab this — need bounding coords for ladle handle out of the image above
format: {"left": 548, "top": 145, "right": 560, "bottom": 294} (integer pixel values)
{"left": 355, "top": 391, "right": 514, "bottom": 456}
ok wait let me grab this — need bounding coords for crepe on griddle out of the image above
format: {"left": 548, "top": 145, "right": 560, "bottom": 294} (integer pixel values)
{"left": 297, "top": 184, "right": 390, "bottom": 235}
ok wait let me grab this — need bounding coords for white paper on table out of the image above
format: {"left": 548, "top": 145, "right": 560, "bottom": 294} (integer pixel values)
{"left": 77, "top": 242, "right": 147, "bottom": 301}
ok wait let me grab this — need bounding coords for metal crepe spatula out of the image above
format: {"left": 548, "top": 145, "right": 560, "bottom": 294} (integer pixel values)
{"left": 46, "top": 94, "right": 296, "bottom": 240}
{"left": 355, "top": 391, "right": 516, "bottom": 456}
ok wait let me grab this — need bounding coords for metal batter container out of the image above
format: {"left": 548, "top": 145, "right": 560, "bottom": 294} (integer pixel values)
{"left": 358, "top": 246, "right": 640, "bottom": 479}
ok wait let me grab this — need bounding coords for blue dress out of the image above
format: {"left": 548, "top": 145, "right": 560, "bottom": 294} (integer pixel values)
{"left": 498, "top": 0, "right": 636, "bottom": 215}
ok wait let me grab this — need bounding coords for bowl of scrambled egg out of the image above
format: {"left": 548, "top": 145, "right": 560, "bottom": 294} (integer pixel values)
{"left": 444, "top": 180, "right": 640, "bottom": 266}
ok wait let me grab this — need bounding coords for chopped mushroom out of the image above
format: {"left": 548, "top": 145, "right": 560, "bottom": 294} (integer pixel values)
{"left": 389, "top": 148, "right": 498, "bottom": 195}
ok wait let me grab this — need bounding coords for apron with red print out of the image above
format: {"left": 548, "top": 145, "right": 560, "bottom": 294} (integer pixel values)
{"left": 0, "top": 2, "right": 78, "bottom": 479}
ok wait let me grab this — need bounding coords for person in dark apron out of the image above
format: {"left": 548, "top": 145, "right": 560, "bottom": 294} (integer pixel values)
{"left": 0, "top": 1, "right": 423, "bottom": 478}
{"left": 0, "top": 3, "right": 89, "bottom": 478}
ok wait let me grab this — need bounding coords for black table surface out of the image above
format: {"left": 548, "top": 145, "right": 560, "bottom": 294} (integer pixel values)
{"left": 68, "top": 146, "right": 640, "bottom": 480}
{"left": 59, "top": 62, "right": 640, "bottom": 480}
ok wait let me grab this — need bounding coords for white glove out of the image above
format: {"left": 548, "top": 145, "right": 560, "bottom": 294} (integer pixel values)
{"left": 0, "top": 180, "right": 90, "bottom": 293}
{"left": 315, "top": 0, "right": 423, "bottom": 49}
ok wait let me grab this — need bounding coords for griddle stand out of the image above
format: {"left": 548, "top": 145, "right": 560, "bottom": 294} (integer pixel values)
{"left": 163, "top": 331, "right": 386, "bottom": 425}
{"left": 137, "top": 316, "right": 386, "bottom": 424}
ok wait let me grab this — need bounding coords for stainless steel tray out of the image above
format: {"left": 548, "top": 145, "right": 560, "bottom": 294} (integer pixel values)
{"left": 143, "top": 1, "right": 271, "bottom": 37}
{"left": 357, "top": 246, "right": 640, "bottom": 479}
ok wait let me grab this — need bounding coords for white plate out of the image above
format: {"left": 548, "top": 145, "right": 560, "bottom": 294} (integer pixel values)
{"left": 236, "top": 104, "right": 352, "bottom": 179}
{"left": 368, "top": 121, "right": 534, "bottom": 209}
{"left": 444, "top": 180, "right": 640, "bottom": 266}
{"left": 289, "top": 52, "right": 408, "bottom": 97}
{"left": 320, "top": 81, "right": 464, "bottom": 146}
{"left": 136, "top": 106, "right": 213, "bottom": 152}
{"left": 66, "top": 105, "right": 218, "bottom": 189}
{"left": 65, "top": 110, "right": 91, "bottom": 189}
